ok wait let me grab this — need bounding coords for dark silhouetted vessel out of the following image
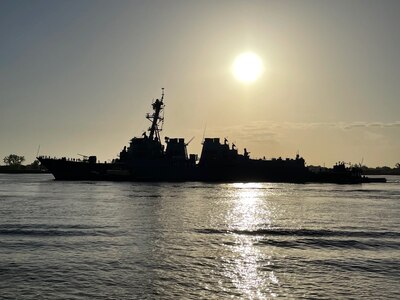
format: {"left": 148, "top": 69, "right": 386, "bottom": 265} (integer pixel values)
{"left": 38, "top": 89, "right": 385, "bottom": 184}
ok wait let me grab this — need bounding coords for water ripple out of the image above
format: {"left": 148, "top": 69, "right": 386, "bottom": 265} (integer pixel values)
{"left": 0, "top": 224, "right": 119, "bottom": 237}
{"left": 256, "top": 238, "right": 400, "bottom": 250}
{"left": 195, "top": 228, "right": 400, "bottom": 238}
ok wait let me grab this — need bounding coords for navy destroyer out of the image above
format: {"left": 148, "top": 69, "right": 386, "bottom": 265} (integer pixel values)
{"left": 38, "top": 89, "right": 384, "bottom": 183}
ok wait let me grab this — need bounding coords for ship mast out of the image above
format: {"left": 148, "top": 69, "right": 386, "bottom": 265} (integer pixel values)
{"left": 146, "top": 88, "right": 165, "bottom": 142}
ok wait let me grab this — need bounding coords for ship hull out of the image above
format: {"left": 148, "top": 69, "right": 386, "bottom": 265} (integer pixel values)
{"left": 39, "top": 157, "right": 308, "bottom": 182}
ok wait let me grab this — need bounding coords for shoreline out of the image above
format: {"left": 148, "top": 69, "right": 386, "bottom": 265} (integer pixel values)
{"left": 0, "top": 169, "right": 50, "bottom": 174}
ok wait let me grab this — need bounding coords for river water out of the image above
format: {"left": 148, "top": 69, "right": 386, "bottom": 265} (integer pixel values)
{"left": 0, "top": 174, "right": 399, "bottom": 299}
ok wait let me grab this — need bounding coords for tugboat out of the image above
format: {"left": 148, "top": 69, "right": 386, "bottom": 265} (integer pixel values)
{"left": 38, "top": 89, "right": 385, "bottom": 183}
{"left": 309, "top": 162, "right": 386, "bottom": 184}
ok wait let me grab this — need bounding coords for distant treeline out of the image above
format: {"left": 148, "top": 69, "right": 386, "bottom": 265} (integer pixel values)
{"left": 309, "top": 164, "right": 400, "bottom": 175}
{"left": 0, "top": 164, "right": 49, "bottom": 173}
{"left": 0, "top": 166, "right": 48, "bottom": 173}
{"left": 360, "top": 166, "right": 400, "bottom": 175}
{"left": 0, "top": 156, "right": 49, "bottom": 173}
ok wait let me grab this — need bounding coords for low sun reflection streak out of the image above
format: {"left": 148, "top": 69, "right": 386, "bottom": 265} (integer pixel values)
{"left": 224, "top": 183, "right": 280, "bottom": 299}
{"left": 230, "top": 183, "right": 271, "bottom": 230}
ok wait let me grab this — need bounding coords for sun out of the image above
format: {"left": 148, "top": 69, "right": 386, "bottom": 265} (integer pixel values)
{"left": 233, "top": 52, "right": 263, "bottom": 83}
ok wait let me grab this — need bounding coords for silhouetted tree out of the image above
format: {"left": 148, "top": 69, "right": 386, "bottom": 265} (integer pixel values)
{"left": 396, "top": 163, "right": 400, "bottom": 169}
{"left": 3, "top": 154, "right": 25, "bottom": 166}
{"left": 28, "top": 159, "right": 40, "bottom": 169}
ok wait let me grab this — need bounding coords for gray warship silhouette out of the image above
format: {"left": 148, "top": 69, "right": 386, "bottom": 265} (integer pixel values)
{"left": 38, "top": 89, "right": 385, "bottom": 183}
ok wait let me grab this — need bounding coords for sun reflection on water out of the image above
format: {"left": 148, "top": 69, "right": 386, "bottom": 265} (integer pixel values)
{"left": 223, "top": 183, "right": 280, "bottom": 298}
{"left": 228, "top": 183, "right": 272, "bottom": 231}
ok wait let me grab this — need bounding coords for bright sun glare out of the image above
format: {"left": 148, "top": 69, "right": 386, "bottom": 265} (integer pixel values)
{"left": 233, "top": 52, "right": 263, "bottom": 83}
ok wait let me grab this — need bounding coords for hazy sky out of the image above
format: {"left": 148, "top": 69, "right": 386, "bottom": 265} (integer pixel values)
{"left": 1, "top": 0, "right": 399, "bottom": 167}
